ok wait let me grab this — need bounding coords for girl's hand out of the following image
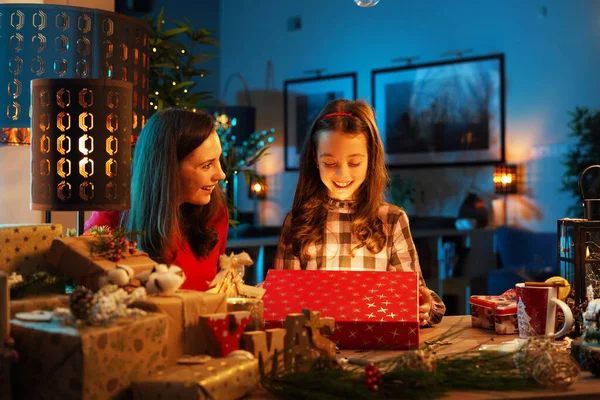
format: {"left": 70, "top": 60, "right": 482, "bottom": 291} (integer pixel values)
{"left": 418, "top": 286, "right": 432, "bottom": 326}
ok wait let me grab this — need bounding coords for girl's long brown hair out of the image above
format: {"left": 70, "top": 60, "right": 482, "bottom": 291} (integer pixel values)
{"left": 287, "top": 99, "right": 390, "bottom": 263}
{"left": 126, "top": 108, "right": 226, "bottom": 262}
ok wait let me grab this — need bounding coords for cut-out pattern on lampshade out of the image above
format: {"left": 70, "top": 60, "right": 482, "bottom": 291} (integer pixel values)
{"left": 0, "top": 4, "right": 150, "bottom": 145}
{"left": 30, "top": 79, "right": 132, "bottom": 211}
{"left": 493, "top": 164, "right": 518, "bottom": 194}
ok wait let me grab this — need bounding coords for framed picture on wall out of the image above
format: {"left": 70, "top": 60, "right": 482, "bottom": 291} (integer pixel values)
{"left": 284, "top": 73, "right": 357, "bottom": 170}
{"left": 372, "top": 54, "right": 505, "bottom": 168}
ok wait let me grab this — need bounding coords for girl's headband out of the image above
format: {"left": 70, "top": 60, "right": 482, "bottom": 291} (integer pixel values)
{"left": 316, "top": 112, "right": 353, "bottom": 125}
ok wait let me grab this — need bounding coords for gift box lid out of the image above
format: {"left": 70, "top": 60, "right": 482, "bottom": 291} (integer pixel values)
{"left": 262, "top": 270, "right": 419, "bottom": 323}
{"left": 47, "top": 236, "right": 157, "bottom": 290}
{"left": 469, "top": 292, "right": 517, "bottom": 315}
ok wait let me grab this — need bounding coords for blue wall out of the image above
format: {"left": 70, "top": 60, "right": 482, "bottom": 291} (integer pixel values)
{"left": 218, "top": 0, "right": 600, "bottom": 232}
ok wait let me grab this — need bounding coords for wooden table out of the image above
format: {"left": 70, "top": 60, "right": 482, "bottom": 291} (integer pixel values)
{"left": 253, "top": 316, "right": 600, "bottom": 399}
{"left": 341, "top": 316, "right": 600, "bottom": 399}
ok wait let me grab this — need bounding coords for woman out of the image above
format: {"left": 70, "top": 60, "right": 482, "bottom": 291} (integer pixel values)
{"left": 85, "top": 108, "right": 228, "bottom": 291}
{"left": 274, "top": 99, "right": 445, "bottom": 326}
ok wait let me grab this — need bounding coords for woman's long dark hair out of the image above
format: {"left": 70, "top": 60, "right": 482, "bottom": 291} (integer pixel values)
{"left": 288, "top": 99, "right": 390, "bottom": 263}
{"left": 126, "top": 108, "right": 226, "bottom": 262}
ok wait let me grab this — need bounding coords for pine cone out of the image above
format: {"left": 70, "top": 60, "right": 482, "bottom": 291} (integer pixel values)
{"left": 69, "top": 286, "right": 95, "bottom": 321}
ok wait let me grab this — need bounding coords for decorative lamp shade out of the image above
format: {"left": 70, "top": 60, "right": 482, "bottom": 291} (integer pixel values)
{"left": 30, "top": 79, "right": 132, "bottom": 211}
{"left": 0, "top": 4, "right": 150, "bottom": 145}
{"left": 493, "top": 164, "right": 517, "bottom": 194}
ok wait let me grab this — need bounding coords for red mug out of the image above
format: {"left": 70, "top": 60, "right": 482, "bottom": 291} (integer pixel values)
{"left": 515, "top": 283, "right": 573, "bottom": 339}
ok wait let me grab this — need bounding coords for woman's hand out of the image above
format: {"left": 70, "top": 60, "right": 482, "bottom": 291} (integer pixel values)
{"left": 418, "top": 286, "right": 432, "bottom": 326}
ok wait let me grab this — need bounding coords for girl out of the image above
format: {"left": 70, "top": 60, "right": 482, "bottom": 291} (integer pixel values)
{"left": 274, "top": 99, "right": 445, "bottom": 326}
{"left": 85, "top": 108, "right": 228, "bottom": 291}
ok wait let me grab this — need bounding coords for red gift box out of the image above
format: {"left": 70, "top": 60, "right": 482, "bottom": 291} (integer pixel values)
{"left": 262, "top": 270, "right": 419, "bottom": 350}
{"left": 469, "top": 290, "right": 518, "bottom": 335}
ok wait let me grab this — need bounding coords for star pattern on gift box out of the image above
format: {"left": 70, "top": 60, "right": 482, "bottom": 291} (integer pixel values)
{"left": 263, "top": 270, "right": 419, "bottom": 350}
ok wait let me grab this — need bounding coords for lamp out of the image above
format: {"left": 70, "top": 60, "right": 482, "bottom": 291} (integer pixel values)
{"left": 558, "top": 166, "right": 600, "bottom": 333}
{"left": 0, "top": 3, "right": 150, "bottom": 146}
{"left": 493, "top": 164, "right": 518, "bottom": 225}
{"left": 493, "top": 164, "right": 517, "bottom": 194}
{"left": 30, "top": 78, "right": 133, "bottom": 235}
{"left": 248, "top": 179, "right": 267, "bottom": 200}
{"left": 248, "top": 177, "right": 267, "bottom": 226}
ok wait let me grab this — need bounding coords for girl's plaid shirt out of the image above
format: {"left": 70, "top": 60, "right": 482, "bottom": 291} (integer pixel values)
{"left": 274, "top": 198, "right": 445, "bottom": 325}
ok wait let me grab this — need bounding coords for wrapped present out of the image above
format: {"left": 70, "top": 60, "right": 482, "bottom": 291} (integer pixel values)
{"left": 10, "top": 294, "right": 68, "bottom": 318}
{"left": 199, "top": 311, "right": 251, "bottom": 357}
{"left": 11, "top": 313, "right": 168, "bottom": 399}
{"left": 0, "top": 272, "right": 8, "bottom": 345}
{"left": 262, "top": 270, "right": 420, "bottom": 350}
{"left": 47, "top": 236, "right": 157, "bottom": 291}
{"left": 0, "top": 271, "right": 11, "bottom": 400}
{"left": 469, "top": 289, "right": 518, "bottom": 334}
{"left": 131, "top": 356, "right": 259, "bottom": 400}
{"left": 0, "top": 224, "right": 63, "bottom": 277}
{"left": 130, "top": 290, "right": 227, "bottom": 365}
{"left": 0, "top": 352, "right": 9, "bottom": 400}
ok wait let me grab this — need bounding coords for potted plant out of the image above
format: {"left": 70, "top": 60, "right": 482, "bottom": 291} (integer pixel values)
{"left": 144, "top": 9, "right": 276, "bottom": 226}
{"left": 144, "top": 7, "right": 218, "bottom": 111}
{"left": 560, "top": 107, "right": 600, "bottom": 217}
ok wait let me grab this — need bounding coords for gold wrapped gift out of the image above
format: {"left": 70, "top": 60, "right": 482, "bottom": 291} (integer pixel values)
{"left": 132, "top": 357, "right": 259, "bottom": 400}
{"left": 0, "top": 224, "right": 63, "bottom": 277}
{"left": 130, "top": 290, "right": 227, "bottom": 366}
{"left": 0, "top": 272, "right": 8, "bottom": 346}
{"left": 0, "top": 272, "right": 10, "bottom": 400}
{"left": 47, "top": 236, "right": 157, "bottom": 290}
{"left": 10, "top": 294, "right": 68, "bottom": 318}
{"left": 11, "top": 313, "right": 168, "bottom": 400}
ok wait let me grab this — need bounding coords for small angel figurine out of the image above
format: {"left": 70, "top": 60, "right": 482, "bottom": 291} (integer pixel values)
{"left": 207, "top": 251, "right": 265, "bottom": 299}
{"left": 218, "top": 251, "right": 254, "bottom": 280}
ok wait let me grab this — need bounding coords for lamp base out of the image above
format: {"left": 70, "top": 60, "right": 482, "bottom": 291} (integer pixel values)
{"left": 77, "top": 211, "right": 85, "bottom": 236}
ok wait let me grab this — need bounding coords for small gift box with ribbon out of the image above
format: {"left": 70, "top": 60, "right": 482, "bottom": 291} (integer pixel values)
{"left": 469, "top": 289, "right": 518, "bottom": 334}
{"left": 47, "top": 235, "right": 157, "bottom": 291}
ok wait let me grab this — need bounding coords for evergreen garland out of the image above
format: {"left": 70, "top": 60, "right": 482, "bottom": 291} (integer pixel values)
{"left": 262, "top": 352, "right": 539, "bottom": 400}
{"left": 260, "top": 326, "right": 571, "bottom": 400}
{"left": 9, "top": 271, "right": 68, "bottom": 299}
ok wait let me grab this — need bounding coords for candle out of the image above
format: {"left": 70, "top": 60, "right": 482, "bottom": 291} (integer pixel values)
{"left": 227, "top": 297, "right": 264, "bottom": 332}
